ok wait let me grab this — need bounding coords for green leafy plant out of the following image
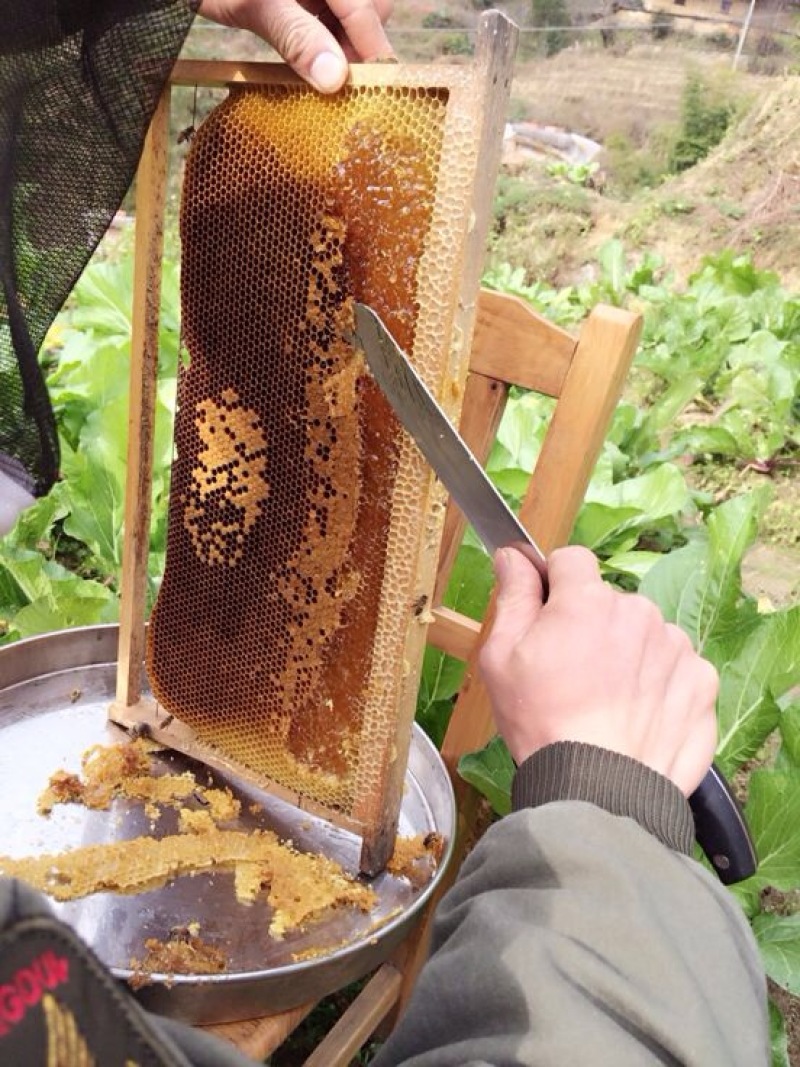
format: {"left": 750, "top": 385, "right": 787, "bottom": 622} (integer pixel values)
{"left": 0, "top": 252, "right": 179, "bottom": 642}
{"left": 628, "top": 252, "right": 800, "bottom": 468}
{"left": 496, "top": 243, "right": 800, "bottom": 471}
{"left": 0, "top": 494, "right": 118, "bottom": 641}
{"left": 545, "top": 160, "right": 599, "bottom": 187}
{"left": 669, "top": 70, "right": 736, "bottom": 174}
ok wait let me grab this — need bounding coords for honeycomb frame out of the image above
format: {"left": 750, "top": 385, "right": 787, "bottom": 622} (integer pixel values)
{"left": 111, "top": 15, "right": 518, "bottom": 875}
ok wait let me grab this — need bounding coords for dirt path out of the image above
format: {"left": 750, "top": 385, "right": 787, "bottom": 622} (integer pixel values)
{"left": 743, "top": 542, "right": 800, "bottom": 607}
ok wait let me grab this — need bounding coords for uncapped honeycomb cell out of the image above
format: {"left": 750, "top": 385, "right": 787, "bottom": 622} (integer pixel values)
{"left": 147, "top": 84, "right": 452, "bottom": 817}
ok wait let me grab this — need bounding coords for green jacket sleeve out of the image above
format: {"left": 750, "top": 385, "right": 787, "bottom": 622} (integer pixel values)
{"left": 374, "top": 747, "right": 768, "bottom": 1067}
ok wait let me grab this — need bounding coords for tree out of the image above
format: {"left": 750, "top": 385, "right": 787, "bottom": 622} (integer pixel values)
{"left": 531, "top": 0, "right": 572, "bottom": 56}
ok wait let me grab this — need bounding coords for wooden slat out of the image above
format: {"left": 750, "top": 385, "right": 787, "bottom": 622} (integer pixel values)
{"left": 517, "top": 304, "right": 643, "bottom": 548}
{"left": 171, "top": 58, "right": 299, "bottom": 87}
{"left": 470, "top": 289, "right": 577, "bottom": 395}
{"left": 352, "top": 9, "right": 518, "bottom": 876}
{"left": 427, "top": 605, "right": 481, "bottom": 661}
{"left": 445, "top": 15, "right": 520, "bottom": 392}
{"left": 206, "top": 1002, "right": 315, "bottom": 1060}
{"left": 115, "top": 88, "right": 170, "bottom": 709}
{"left": 109, "top": 696, "right": 365, "bottom": 832}
{"left": 302, "top": 964, "right": 403, "bottom": 1067}
{"left": 172, "top": 58, "right": 483, "bottom": 90}
{"left": 433, "top": 370, "right": 509, "bottom": 605}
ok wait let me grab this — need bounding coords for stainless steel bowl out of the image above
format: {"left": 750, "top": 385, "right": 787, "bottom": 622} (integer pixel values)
{"left": 0, "top": 625, "right": 455, "bottom": 1023}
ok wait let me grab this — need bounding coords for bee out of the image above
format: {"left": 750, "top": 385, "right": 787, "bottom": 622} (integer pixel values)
{"left": 412, "top": 594, "right": 428, "bottom": 617}
{"left": 168, "top": 922, "right": 200, "bottom": 943}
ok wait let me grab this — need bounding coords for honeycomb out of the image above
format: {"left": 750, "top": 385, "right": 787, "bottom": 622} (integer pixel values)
{"left": 0, "top": 828, "right": 376, "bottom": 937}
{"left": 146, "top": 82, "right": 465, "bottom": 841}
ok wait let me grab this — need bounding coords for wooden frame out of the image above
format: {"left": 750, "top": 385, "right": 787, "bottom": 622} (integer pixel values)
{"left": 112, "top": 15, "right": 518, "bottom": 874}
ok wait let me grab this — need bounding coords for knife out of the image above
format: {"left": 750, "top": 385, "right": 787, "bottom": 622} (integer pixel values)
{"left": 352, "top": 301, "right": 757, "bottom": 886}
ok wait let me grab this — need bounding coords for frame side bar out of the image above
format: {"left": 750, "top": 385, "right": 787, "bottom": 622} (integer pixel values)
{"left": 114, "top": 88, "right": 171, "bottom": 709}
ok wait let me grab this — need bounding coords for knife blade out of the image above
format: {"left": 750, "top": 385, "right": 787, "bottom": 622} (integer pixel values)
{"left": 352, "top": 300, "right": 757, "bottom": 886}
{"left": 353, "top": 304, "right": 549, "bottom": 594}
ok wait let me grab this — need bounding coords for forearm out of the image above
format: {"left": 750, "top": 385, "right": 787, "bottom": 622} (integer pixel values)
{"left": 376, "top": 752, "right": 767, "bottom": 1067}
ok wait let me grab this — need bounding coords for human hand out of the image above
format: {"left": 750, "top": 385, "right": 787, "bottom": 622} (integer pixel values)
{"left": 198, "top": 0, "right": 395, "bottom": 93}
{"left": 478, "top": 545, "right": 719, "bottom": 797}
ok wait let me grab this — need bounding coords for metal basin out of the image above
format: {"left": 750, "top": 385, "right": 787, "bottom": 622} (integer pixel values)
{"left": 0, "top": 625, "right": 455, "bottom": 1023}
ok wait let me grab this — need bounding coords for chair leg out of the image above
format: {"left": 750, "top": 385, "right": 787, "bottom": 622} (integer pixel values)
{"left": 302, "top": 964, "right": 403, "bottom": 1067}
{"left": 204, "top": 1001, "right": 316, "bottom": 1060}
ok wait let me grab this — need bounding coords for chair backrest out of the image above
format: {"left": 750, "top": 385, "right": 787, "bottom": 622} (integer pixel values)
{"left": 435, "top": 289, "right": 642, "bottom": 779}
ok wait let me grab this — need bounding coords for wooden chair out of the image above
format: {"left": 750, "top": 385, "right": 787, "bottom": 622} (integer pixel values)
{"left": 120, "top": 30, "right": 642, "bottom": 1064}
{"left": 201, "top": 291, "right": 642, "bottom": 1062}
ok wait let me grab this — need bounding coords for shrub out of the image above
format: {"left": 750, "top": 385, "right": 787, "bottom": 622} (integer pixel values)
{"left": 530, "top": 0, "right": 572, "bottom": 56}
{"left": 668, "top": 71, "right": 735, "bottom": 173}
{"left": 605, "top": 127, "right": 674, "bottom": 195}
{"left": 755, "top": 33, "right": 786, "bottom": 57}
{"left": 707, "top": 30, "right": 736, "bottom": 51}
{"left": 421, "top": 10, "right": 463, "bottom": 30}
{"left": 650, "top": 11, "right": 674, "bottom": 39}
{"left": 441, "top": 32, "right": 473, "bottom": 56}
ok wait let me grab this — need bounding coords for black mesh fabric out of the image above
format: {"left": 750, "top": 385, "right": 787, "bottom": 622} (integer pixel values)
{"left": 0, "top": 0, "right": 196, "bottom": 497}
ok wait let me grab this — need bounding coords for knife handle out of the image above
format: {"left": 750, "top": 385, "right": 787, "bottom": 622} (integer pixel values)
{"left": 689, "top": 763, "right": 757, "bottom": 884}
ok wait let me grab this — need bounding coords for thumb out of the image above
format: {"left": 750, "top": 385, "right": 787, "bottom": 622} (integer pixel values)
{"left": 241, "top": 0, "right": 350, "bottom": 93}
{"left": 490, "top": 546, "right": 544, "bottom": 643}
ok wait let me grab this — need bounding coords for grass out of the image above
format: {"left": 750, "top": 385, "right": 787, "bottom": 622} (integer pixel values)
{"left": 488, "top": 169, "right": 596, "bottom": 283}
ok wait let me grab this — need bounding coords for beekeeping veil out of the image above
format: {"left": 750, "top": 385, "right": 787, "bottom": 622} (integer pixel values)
{"left": 0, "top": 0, "right": 195, "bottom": 526}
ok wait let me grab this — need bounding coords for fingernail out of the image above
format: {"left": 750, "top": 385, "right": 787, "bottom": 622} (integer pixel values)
{"left": 309, "top": 52, "right": 347, "bottom": 93}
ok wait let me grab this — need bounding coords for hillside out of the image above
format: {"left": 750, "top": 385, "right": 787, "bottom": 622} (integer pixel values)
{"left": 483, "top": 44, "right": 800, "bottom": 288}
{"left": 613, "top": 75, "right": 800, "bottom": 285}
{"left": 357, "top": 0, "right": 799, "bottom": 289}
